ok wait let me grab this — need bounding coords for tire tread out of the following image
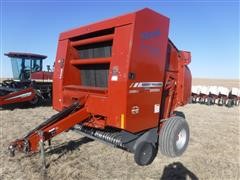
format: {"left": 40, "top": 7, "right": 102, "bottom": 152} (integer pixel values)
{"left": 159, "top": 116, "right": 189, "bottom": 157}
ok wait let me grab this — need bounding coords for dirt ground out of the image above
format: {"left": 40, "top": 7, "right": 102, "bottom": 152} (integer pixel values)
{"left": 0, "top": 79, "right": 240, "bottom": 180}
{"left": 192, "top": 78, "right": 240, "bottom": 89}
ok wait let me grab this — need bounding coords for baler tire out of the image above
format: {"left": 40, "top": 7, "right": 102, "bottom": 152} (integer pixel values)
{"left": 159, "top": 116, "right": 189, "bottom": 157}
{"left": 134, "top": 141, "right": 157, "bottom": 166}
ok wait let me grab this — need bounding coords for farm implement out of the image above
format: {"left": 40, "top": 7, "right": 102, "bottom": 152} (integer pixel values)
{"left": 9, "top": 8, "right": 192, "bottom": 166}
{"left": 0, "top": 52, "right": 53, "bottom": 106}
{"left": 191, "top": 85, "right": 240, "bottom": 107}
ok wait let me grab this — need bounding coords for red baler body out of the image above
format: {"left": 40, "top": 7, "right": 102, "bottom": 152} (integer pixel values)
{"left": 9, "top": 8, "right": 191, "bottom": 156}
{"left": 53, "top": 8, "right": 191, "bottom": 133}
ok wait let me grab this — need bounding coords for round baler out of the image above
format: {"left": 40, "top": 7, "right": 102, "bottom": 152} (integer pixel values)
{"left": 9, "top": 8, "right": 191, "bottom": 166}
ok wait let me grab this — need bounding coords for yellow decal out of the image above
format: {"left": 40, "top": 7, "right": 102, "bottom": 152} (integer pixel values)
{"left": 121, "top": 114, "right": 125, "bottom": 129}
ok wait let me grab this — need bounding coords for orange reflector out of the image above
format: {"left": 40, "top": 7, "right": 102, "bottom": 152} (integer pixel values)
{"left": 121, "top": 114, "right": 125, "bottom": 129}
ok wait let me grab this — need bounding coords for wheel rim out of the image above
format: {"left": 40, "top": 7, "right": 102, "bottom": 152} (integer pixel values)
{"left": 140, "top": 144, "right": 153, "bottom": 164}
{"left": 176, "top": 129, "right": 187, "bottom": 150}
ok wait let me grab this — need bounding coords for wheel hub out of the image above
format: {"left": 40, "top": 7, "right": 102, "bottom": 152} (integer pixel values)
{"left": 141, "top": 144, "right": 153, "bottom": 164}
{"left": 176, "top": 129, "right": 187, "bottom": 150}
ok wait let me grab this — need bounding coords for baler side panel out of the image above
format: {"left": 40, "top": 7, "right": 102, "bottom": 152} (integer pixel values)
{"left": 176, "top": 51, "right": 192, "bottom": 106}
{"left": 126, "top": 9, "right": 170, "bottom": 132}
{"left": 161, "top": 42, "right": 179, "bottom": 118}
{"left": 107, "top": 24, "right": 134, "bottom": 128}
{"left": 53, "top": 39, "right": 70, "bottom": 111}
{"left": 59, "top": 13, "right": 135, "bottom": 40}
{"left": 182, "top": 66, "right": 192, "bottom": 104}
{"left": 163, "top": 47, "right": 192, "bottom": 115}
{"left": 62, "top": 43, "right": 82, "bottom": 87}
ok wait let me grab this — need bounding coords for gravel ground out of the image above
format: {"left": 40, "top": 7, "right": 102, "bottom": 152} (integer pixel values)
{"left": 0, "top": 103, "right": 239, "bottom": 180}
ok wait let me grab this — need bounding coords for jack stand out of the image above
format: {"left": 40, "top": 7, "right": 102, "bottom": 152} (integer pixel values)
{"left": 39, "top": 132, "right": 47, "bottom": 179}
{"left": 39, "top": 140, "right": 46, "bottom": 170}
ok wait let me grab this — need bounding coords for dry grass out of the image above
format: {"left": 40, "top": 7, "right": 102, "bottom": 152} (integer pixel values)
{"left": 193, "top": 78, "right": 240, "bottom": 89}
{"left": 0, "top": 79, "right": 240, "bottom": 179}
{"left": 0, "top": 78, "right": 12, "bottom": 83}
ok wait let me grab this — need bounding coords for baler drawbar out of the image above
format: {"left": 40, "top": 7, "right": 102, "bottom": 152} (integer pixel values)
{"left": 9, "top": 102, "right": 88, "bottom": 155}
{"left": 9, "top": 8, "right": 192, "bottom": 166}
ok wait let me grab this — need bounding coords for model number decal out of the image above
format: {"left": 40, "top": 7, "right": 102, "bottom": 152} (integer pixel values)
{"left": 141, "top": 30, "right": 160, "bottom": 40}
{"left": 129, "top": 82, "right": 163, "bottom": 88}
{"left": 140, "top": 29, "right": 161, "bottom": 56}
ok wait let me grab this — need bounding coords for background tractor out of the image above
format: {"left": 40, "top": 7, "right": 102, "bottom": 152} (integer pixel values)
{"left": 0, "top": 52, "right": 53, "bottom": 106}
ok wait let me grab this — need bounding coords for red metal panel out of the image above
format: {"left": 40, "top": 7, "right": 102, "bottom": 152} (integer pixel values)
{"left": 107, "top": 23, "right": 134, "bottom": 129}
{"left": 62, "top": 85, "right": 107, "bottom": 108}
{"left": 85, "top": 95, "right": 109, "bottom": 117}
{"left": 176, "top": 51, "right": 192, "bottom": 106}
{"left": 31, "top": 71, "right": 53, "bottom": 81}
{"left": 59, "top": 13, "right": 135, "bottom": 40}
{"left": 71, "top": 34, "right": 114, "bottom": 47}
{"left": 0, "top": 88, "right": 35, "bottom": 106}
{"left": 125, "top": 9, "right": 170, "bottom": 132}
{"left": 52, "top": 39, "right": 70, "bottom": 111}
{"left": 70, "top": 58, "right": 111, "bottom": 65}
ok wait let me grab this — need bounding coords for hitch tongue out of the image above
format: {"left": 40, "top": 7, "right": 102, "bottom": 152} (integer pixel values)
{"left": 8, "top": 139, "right": 27, "bottom": 157}
{"left": 8, "top": 144, "right": 15, "bottom": 157}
